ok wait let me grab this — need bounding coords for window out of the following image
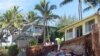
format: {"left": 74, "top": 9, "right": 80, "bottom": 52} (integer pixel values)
{"left": 67, "top": 29, "right": 73, "bottom": 39}
{"left": 76, "top": 26, "right": 83, "bottom": 37}
{"left": 85, "top": 19, "right": 95, "bottom": 33}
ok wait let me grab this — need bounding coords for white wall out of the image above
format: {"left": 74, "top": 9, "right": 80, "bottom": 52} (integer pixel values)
{"left": 65, "top": 18, "right": 97, "bottom": 41}
{"left": 1, "top": 35, "right": 12, "bottom": 46}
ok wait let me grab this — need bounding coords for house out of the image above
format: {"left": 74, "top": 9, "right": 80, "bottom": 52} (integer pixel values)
{"left": 12, "top": 24, "right": 44, "bottom": 47}
{"left": 58, "top": 13, "right": 100, "bottom": 56}
{"left": 13, "top": 24, "right": 57, "bottom": 47}
{"left": 0, "top": 29, "right": 13, "bottom": 47}
{"left": 58, "top": 13, "right": 100, "bottom": 40}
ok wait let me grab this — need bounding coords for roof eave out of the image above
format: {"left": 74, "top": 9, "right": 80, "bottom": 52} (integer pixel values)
{"left": 58, "top": 13, "right": 99, "bottom": 32}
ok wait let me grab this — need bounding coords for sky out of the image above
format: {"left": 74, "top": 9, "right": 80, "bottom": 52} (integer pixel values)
{"left": 0, "top": 0, "right": 98, "bottom": 22}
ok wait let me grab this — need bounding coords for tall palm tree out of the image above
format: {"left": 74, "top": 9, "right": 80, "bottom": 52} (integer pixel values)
{"left": 60, "top": 0, "right": 83, "bottom": 20}
{"left": 84, "top": 0, "right": 100, "bottom": 12}
{"left": 0, "top": 6, "right": 24, "bottom": 35}
{"left": 35, "top": 0, "right": 59, "bottom": 43}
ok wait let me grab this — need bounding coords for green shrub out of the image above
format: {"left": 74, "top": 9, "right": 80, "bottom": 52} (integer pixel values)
{"left": 8, "top": 45, "right": 18, "bottom": 56}
{"left": 29, "top": 39, "right": 38, "bottom": 46}
{"left": 5, "top": 46, "right": 8, "bottom": 49}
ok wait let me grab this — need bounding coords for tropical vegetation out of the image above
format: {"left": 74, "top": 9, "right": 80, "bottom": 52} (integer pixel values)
{"left": 0, "top": 0, "right": 99, "bottom": 56}
{"left": 26, "top": 11, "right": 37, "bottom": 24}
{"left": 0, "top": 6, "right": 24, "bottom": 35}
{"left": 84, "top": 0, "right": 100, "bottom": 11}
{"left": 57, "top": 15, "right": 77, "bottom": 28}
{"left": 8, "top": 45, "right": 18, "bottom": 56}
{"left": 0, "top": 0, "right": 99, "bottom": 47}
{"left": 35, "top": 0, "right": 59, "bottom": 43}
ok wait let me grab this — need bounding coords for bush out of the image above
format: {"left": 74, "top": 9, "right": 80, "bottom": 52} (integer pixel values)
{"left": 8, "top": 45, "right": 18, "bottom": 56}
{"left": 5, "top": 46, "right": 8, "bottom": 49}
{"left": 29, "top": 39, "right": 38, "bottom": 46}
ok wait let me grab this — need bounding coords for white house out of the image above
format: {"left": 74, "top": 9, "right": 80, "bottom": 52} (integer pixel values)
{"left": 1, "top": 29, "right": 13, "bottom": 47}
{"left": 58, "top": 13, "right": 100, "bottom": 41}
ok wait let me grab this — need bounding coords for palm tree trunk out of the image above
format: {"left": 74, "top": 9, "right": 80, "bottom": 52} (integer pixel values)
{"left": 46, "top": 21, "right": 51, "bottom": 43}
{"left": 43, "top": 18, "right": 46, "bottom": 44}
{"left": 80, "top": 0, "right": 82, "bottom": 20}
{"left": 78, "top": 0, "right": 82, "bottom": 20}
{"left": 43, "top": 0, "right": 47, "bottom": 44}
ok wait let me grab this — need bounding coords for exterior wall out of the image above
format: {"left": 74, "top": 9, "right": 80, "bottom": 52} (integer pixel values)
{"left": 73, "top": 27, "right": 76, "bottom": 38}
{"left": 1, "top": 35, "right": 12, "bottom": 46}
{"left": 65, "top": 30, "right": 67, "bottom": 40}
{"left": 82, "top": 23, "right": 86, "bottom": 35}
{"left": 64, "top": 15, "right": 97, "bottom": 31}
{"left": 62, "top": 23, "right": 100, "bottom": 56}
{"left": 97, "top": 15, "right": 100, "bottom": 23}
{"left": 65, "top": 15, "right": 98, "bottom": 41}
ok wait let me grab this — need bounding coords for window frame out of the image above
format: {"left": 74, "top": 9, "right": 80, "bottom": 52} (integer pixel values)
{"left": 85, "top": 19, "right": 95, "bottom": 34}
{"left": 67, "top": 28, "right": 73, "bottom": 40}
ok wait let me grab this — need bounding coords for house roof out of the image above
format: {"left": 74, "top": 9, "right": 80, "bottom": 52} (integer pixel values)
{"left": 58, "top": 13, "right": 100, "bottom": 32}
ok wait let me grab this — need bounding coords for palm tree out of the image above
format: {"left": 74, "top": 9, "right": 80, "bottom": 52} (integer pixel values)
{"left": 27, "top": 11, "right": 37, "bottom": 24}
{"left": 60, "top": 0, "right": 83, "bottom": 20}
{"left": 0, "top": 6, "right": 24, "bottom": 35}
{"left": 35, "top": 0, "right": 59, "bottom": 44}
{"left": 84, "top": 0, "right": 100, "bottom": 12}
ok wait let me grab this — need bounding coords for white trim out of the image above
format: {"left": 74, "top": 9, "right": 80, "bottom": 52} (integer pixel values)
{"left": 73, "top": 27, "right": 76, "bottom": 38}
{"left": 95, "top": 18, "right": 98, "bottom": 23}
{"left": 65, "top": 30, "right": 67, "bottom": 40}
{"left": 83, "top": 23, "right": 86, "bottom": 35}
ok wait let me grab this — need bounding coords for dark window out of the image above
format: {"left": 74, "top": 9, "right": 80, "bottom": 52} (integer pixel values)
{"left": 76, "top": 26, "right": 83, "bottom": 37}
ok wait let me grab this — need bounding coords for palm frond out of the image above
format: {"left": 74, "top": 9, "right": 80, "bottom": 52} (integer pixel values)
{"left": 0, "top": 6, "right": 24, "bottom": 31}
{"left": 35, "top": 0, "right": 59, "bottom": 25}
{"left": 49, "top": 14, "right": 60, "bottom": 19}
{"left": 84, "top": 0, "right": 100, "bottom": 11}
{"left": 98, "top": 8, "right": 100, "bottom": 11}
{"left": 60, "top": 0, "right": 73, "bottom": 6}
{"left": 35, "top": 4, "right": 44, "bottom": 15}
{"left": 84, "top": 6, "right": 92, "bottom": 12}
{"left": 35, "top": 16, "right": 44, "bottom": 25}
{"left": 49, "top": 5, "right": 57, "bottom": 11}
{"left": 27, "top": 11, "right": 37, "bottom": 23}
{"left": 46, "top": 2, "right": 49, "bottom": 11}
{"left": 84, "top": 2, "right": 97, "bottom": 12}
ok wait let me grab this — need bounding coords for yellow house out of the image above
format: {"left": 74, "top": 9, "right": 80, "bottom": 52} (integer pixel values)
{"left": 58, "top": 13, "right": 100, "bottom": 41}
